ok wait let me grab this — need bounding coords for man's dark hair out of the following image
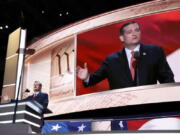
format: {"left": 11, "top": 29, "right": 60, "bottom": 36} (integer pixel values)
{"left": 120, "top": 21, "right": 140, "bottom": 35}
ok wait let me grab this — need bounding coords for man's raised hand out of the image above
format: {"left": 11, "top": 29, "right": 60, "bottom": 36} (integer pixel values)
{"left": 77, "top": 63, "right": 89, "bottom": 80}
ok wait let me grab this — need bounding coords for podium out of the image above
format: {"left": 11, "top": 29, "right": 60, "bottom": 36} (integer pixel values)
{"left": 0, "top": 100, "right": 45, "bottom": 133}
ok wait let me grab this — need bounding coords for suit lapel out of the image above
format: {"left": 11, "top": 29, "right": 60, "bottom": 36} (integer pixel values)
{"left": 138, "top": 44, "right": 147, "bottom": 84}
{"left": 118, "top": 49, "right": 133, "bottom": 82}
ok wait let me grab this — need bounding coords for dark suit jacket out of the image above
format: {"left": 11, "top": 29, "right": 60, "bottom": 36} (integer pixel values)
{"left": 25, "top": 92, "right": 49, "bottom": 112}
{"left": 85, "top": 44, "right": 175, "bottom": 90}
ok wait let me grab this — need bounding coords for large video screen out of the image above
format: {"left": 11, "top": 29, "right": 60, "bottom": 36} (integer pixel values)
{"left": 76, "top": 10, "right": 180, "bottom": 95}
{"left": 22, "top": 6, "right": 180, "bottom": 117}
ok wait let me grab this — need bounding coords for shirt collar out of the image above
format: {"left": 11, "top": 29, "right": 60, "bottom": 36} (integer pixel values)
{"left": 34, "top": 91, "right": 40, "bottom": 96}
{"left": 125, "top": 44, "right": 140, "bottom": 54}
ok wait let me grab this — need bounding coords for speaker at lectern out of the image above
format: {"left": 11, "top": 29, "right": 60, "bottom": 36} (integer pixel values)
{"left": 0, "top": 100, "right": 51, "bottom": 133}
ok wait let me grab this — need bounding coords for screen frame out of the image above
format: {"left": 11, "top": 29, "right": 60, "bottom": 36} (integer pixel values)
{"left": 24, "top": 0, "right": 180, "bottom": 118}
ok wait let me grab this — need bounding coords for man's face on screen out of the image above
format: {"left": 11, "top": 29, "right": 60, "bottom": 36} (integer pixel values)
{"left": 120, "top": 23, "right": 141, "bottom": 47}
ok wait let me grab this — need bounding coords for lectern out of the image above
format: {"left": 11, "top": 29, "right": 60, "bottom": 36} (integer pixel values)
{"left": 0, "top": 100, "right": 44, "bottom": 133}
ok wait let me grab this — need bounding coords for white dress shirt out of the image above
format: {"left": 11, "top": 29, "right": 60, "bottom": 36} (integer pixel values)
{"left": 125, "top": 44, "right": 140, "bottom": 68}
{"left": 33, "top": 91, "right": 40, "bottom": 97}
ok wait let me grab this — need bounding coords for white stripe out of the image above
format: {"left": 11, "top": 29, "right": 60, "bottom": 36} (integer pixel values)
{"left": 17, "top": 119, "right": 41, "bottom": 127}
{"left": 0, "top": 120, "right": 12, "bottom": 123}
{"left": 0, "top": 101, "right": 42, "bottom": 114}
{"left": 6, "top": 54, "right": 18, "bottom": 60}
{"left": 0, "top": 119, "right": 41, "bottom": 127}
{"left": 0, "top": 102, "right": 27, "bottom": 108}
{"left": 3, "top": 83, "right": 16, "bottom": 87}
{"left": 0, "top": 110, "right": 41, "bottom": 119}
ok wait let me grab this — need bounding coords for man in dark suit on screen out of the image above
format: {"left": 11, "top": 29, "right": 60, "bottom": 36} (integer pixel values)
{"left": 77, "top": 21, "right": 175, "bottom": 90}
{"left": 25, "top": 81, "right": 49, "bottom": 112}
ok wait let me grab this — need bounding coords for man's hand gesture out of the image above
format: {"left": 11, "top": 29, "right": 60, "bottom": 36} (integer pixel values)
{"left": 77, "top": 63, "right": 89, "bottom": 80}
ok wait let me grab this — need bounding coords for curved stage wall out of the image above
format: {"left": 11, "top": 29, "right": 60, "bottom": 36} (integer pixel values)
{"left": 23, "top": 0, "right": 180, "bottom": 117}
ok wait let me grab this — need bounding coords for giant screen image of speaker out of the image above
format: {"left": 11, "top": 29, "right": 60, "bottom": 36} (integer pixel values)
{"left": 22, "top": 1, "right": 180, "bottom": 117}
{"left": 76, "top": 10, "right": 180, "bottom": 95}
